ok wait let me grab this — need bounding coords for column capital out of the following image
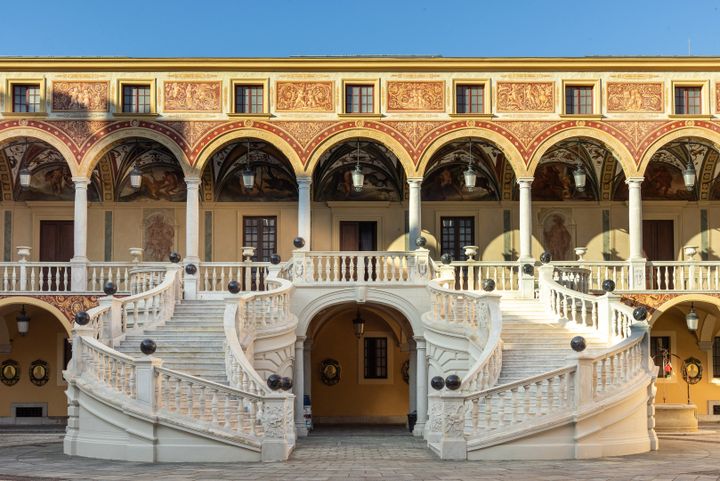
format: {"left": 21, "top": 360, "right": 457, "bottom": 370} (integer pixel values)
{"left": 413, "top": 336, "right": 426, "bottom": 347}
{"left": 516, "top": 176, "right": 534, "bottom": 186}
{"left": 407, "top": 177, "right": 423, "bottom": 185}
{"left": 625, "top": 176, "right": 644, "bottom": 185}
{"left": 185, "top": 176, "right": 202, "bottom": 187}
{"left": 297, "top": 176, "right": 312, "bottom": 186}
{"left": 71, "top": 176, "right": 90, "bottom": 187}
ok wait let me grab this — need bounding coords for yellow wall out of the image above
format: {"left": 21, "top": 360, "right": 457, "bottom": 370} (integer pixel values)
{"left": 311, "top": 311, "right": 409, "bottom": 423}
{"left": 0, "top": 305, "right": 68, "bottom": 419}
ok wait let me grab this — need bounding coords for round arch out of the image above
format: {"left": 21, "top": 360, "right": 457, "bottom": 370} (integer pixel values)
{"left": 415, "top": 127, "right": 526, "bottom": 178}
{"left": 0, "top": 296, "right": 72, "bottom": 335}
{"left": 304, "top": 128, "right": 415, "bottom": 179}
{"left": 637, "top": 127, "right": 720, "bottom": 177}
{"left": 79, "top": 128, "right": 192, "bottom": 177}
{"left": 294, "top": 288, "right": 424, "bottom": 339}
{"left": 527, "top": 127, "right": 637, "bottom": 178}
{"left": 0, "top": 128, "right": 80, "bottom": 177}
{"left": 194, "top": 127, "right": 304, "bottom": 177}
{"left": 648, "top": 294, "right": 720, "bottom": 326}
{"left": 307, "top": 303, "right": 411, "bottom": 345}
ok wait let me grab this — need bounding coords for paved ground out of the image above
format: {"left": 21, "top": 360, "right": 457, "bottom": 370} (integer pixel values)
{"left": 2, "top": 425, "right": 720, "bottom": 480}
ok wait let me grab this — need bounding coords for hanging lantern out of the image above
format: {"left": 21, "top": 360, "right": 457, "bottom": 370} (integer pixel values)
{"left": 16, "top": 305, "right": 30, "bottom": 336}
{"left": 573, "top": 165, "right": 587, "bottom": 192}
{"left": 351, "top": 139, "right": 364, "bottom": 192}
{"left": 129, "top": 164, "right": 142, "bottom": 189}
{"left": 683, "top": 161, "right": 696, "bottom": 191}
{"left": 464, "top": 138, "right": 476, "bottom": 192}
{"left": 686, "top": 303, "right": 699, "bottom": 331}
{"left": 243, "top": 139, "right": 256, "bottom": 190}
{"left": 352, "top": 308, "right": 365, "bottom": 339}
{"left": 19, "top": 167, "right": 31, "bottom": 190}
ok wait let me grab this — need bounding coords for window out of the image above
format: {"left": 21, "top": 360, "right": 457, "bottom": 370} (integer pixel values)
{"left": 345, "top": 84, "right": 374, "bottom": 113}
{"left": 235, "top": 84, "right": 264, "bottom": 114}
{"left": 12, "top": 84, "right": 41, "bottom": 112}
{"left": 675, "top": 86, "right": 702, "bottom": 115}
{"left": 440, "top": 216, "right": 474, "bottom": 261}
{"left": 122, "top": 84, "right": 151, "bottom": 113}
{"left": 650, "top": 336, "right": 671, "bottom": 378}
{"left": 713, "top": 337, "right": 720, "bottom": 378}
{"left": 565, "top": 86, "right": 593, "bottom": 115}
{"left": 456, "top": 84, "right": 484, "bottom": 114}
{"left": 364, "top": 337, "right": 388, "bottom": 379}
{"left": 243, "top": 216, "right": 277, "bottom": 262}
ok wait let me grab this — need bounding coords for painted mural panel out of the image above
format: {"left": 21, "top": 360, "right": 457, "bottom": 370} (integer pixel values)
{"left": 52, "top": 81, "right": 109, "bottom": 112}
{"left": 163, "top": 81, "right": 222, "bottom": 112}
{"left": 143, "top": 209, "right": 175, "bottom": 262}
{"left": 118, "top": 167, "right": 186, "bottom": 202}
{"left": 386, "top": 81, "right": 444, "bottom": 112}
{"left": 606, "top": 83, "right": 663, "bottom": 113}
{"left": 422, "top": 164, "right": 496, "bottom": 201}
{"left": 275, "top": 82, "right": 334, "bottom": 112}
{"left": 541, "top": 211, "right": 574, "bottom": 261}
{"left": 216, "top": 164, "right": 297, "bottom": 201}
{"left": 641, "top": 162, "right": 694, "bottom": 200}
{"left": 496, "top": 82, "right": 554, "bottom": 112}
{"left": 532, "top": 163, "right": 595, "bottom": 201}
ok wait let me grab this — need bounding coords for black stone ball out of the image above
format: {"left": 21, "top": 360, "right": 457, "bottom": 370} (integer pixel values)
{"left": 270, "top": 254, "right": 281, "bottom": 265}
{"left": 140, "top": 339, "right": 157, "bottom": 355}
{"left": 482, "top": 278, "right": 496, "bottom": 292}
{"left": 440, "top": 253, "right": 452, "bottom": 265}
{"left": 169, "top": 252, "right": 182, "bottom": 263}
{"left": 430, "top": 376, "right": 445, "bottom": 391}
{"left": 267, "top": 374, "right": 282, "bottom": 391}
{"left": 280, "top": 377, "right": 293, "bottom": 391}
{"left": 103, "top": 281, "right": 117, "bottom": 296}
{"left": 227, "top": 280, "right": 241, "bottom": 294}
{"left": 293, "top": 237, "right": 305, "bottom": 249}
{"left": 445, "top": 374, "right": 461, "bottom": 391}
{"left": 633, "top": 306, "right": 648, "bottom": 321}
{"left": 522, "top": 264, "right": 534, "bottom": 276}
{"left": 570, "top": 336, "right": 587, "bottom": 352}
{"left": 184, "top": 263, "right": 197, "bottom": 275}
{"left": 540, "top": 251, "right": 552, "bottom": 264}
{"left": 74, "top": 311, "right": 90, "bottom": 326}
{"left": 415, "top": 236, "right": 427, "bottom": 248}
{"left": 602, "top": 279, "right": 616, "bottom": 293}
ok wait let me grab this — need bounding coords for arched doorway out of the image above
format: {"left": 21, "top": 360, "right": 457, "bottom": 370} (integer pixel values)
{"left": 0, "top": 301, "right": 71, "bottom": 424}
{"left": 305, "top": 302, "right": 415, "bottom": 428}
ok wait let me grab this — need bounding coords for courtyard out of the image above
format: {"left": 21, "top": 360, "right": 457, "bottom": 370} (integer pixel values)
{"left": 1, "top": 426, "right": 720, "bottom": 481}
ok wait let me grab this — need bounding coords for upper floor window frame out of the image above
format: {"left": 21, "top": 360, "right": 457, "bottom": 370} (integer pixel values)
{"left": 5, "top": 78, "right": 46, "bottom": 116}
{"left": 452, "top": 79, "right": 491, "bottom": 117}
{"left": 561, "top": 79, "right": 601, "bottom": 118}
{"left": 230, "top": 79, "right": 270, "bottom": 117}
{"left": 672, "top": 81, "right": 709, "bottom": 117}
{"left": 116, "top": 79, "right": 157, "bottom": 116}
{"left": 341, "top": 79, "right": 380, "bottom": 116}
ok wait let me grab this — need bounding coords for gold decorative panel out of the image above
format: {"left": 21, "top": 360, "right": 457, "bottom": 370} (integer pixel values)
{"left": 275, "top": 81, "right": 334, "bottom": 112}
{"left": 52, "top": 81, "right": 109, "bottom": 112}
{"left": 607, "top": 82, "right": 663, "bottom": 112}
{"left": 496, "top": 82, "right": 554, "bottom": 112}
{"left": 163, "top": 81, "right": 222, "bottom": 112}
{"left": 386, "top": 81, "right": 444, "bottom": 112}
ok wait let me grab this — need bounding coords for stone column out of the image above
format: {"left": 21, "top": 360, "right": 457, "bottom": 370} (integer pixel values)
{"left": 294, "top": 336, "right": 308, "bottom": 436}
{"left": 409, "top": 339, "right": 417, "bottom": 413}
{"left": 70, "top": 177, "right": 89, "bottom": 292}
{"left": 626, "top": 177, "right": 647, "bottom": 289}
{"left": 407, "top": 177, "right": 423, "bottom": 250}
{"left": 297, "top": 177, "right": 312, "bottom": 251}
{"left": 517, "top": 177, "right": 534, "bottom": 262}
{"left": 413, "top": 336, "right": 428, "bottom": 437}
{"left": 184, "top": 177, "right": 201, "bottom": 299}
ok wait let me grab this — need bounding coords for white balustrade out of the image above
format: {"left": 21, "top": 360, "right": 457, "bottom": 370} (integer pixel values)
{"left": 447, "top": 261, "right": 520, "bottom": 291}
{"left": 551, "top": 261, "right": 630, "bottom": 292}
{"left": 199, "top": 262, "right": 270, "bottom": 293}
{"left": 121, "top": 267, "right": 182, "bottom": 333}
{"left": 591, "top": 331, "right": 647, "bottom": 400}
{"left": 75, "top": 336, "right": 137, "bottom": 399}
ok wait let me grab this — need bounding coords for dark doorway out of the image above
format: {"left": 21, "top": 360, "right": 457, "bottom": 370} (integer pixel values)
{"left": 643, "top": 220, "right": 674, "bottom": 289}
{"left": 340, "top": 221, "right": 377, "bottom": 251}
{"left": 39, "top": 220, "right": 73, "bottom": 291}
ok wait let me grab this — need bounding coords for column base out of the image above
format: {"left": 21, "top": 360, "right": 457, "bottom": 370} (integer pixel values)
{"left": 412, "top": 421, "right": 426, "bottom": 438}
{"left": 295, "top": 423, "right": 308, "bottom": 437}
{"left": 70, "top": 258, "right": 89, "bottom": 292}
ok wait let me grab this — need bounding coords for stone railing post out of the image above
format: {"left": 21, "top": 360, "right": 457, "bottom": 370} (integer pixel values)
{"left": 261, "top": 394, "right": 294, "bottom": 462}
{"left": 568, "top": 353, "right": 594, "bottom": 409}
{"left": 267, "top": 264, "right": 281, "bottom": 280}
{"left": 537, "top": 265, "right": 554, "bottom": 305}
{"left": 519, "top": 262, "right": 536, "bottom": 299}
{"left": 16, "top": 246, "right": 30, "bottom": 291}
{"left": 430, "top": 391, "right": 467, "bottom": 460}
{"left": 437, "top": 264, "right": 455, "bottom": 289}
{"left": 135, "top": 355, "right": 163, "bottom": 410}
{"left": 100, "top": 296, "right": 124, "bottom": 347}
{"left": 596, "top": 293, "right": 616, "bottom": 343}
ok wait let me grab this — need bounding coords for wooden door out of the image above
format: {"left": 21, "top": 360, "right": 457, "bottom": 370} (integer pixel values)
{"left": 339, "top": 221, "right": 377, "bottom": 280}
{"left": 643, "top": 220, "right": 674, "bottom": 289}
{"left": 39, "top": 221, "right": 74, "bottom": 291}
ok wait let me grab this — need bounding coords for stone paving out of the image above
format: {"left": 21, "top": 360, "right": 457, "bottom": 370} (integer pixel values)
{"left": 2, "top": 425, "right": 720, "bottom": 480}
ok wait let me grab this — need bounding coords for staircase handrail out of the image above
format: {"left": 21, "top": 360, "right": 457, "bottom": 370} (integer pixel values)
{"left": 447, "top": 260, "right": 521, "bottom": 292}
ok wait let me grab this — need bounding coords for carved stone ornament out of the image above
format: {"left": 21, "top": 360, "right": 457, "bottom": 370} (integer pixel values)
{"left": 442, "top": 398, "right": 466, "bottom": 438}
{"left": 428, "top": 398, "right": 443, "bottom": 433}
{"left": 1, "top": 359, "right": 20, "bottom": 386}
{"left": 29, "top": 359, "right": 49, "bottom": 386}
{"left": 320, "top": 358, "right": 341, "bottom": 386}
{"left": 260, "top": 403, "right": 288, "bottom": 438}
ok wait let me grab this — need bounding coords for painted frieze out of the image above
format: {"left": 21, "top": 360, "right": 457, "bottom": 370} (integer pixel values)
{"left": 496, "top": 82, "right": 554, "bottom": 112}
{"left": 52, "top": 81, "right": 109, "bottom": 112}
{"left": 164, "top": 81, "right": 222, "bottom": 112}
{"left": 606, "top": 83, "right": 663, "bottom": 113}
{"left": 275, "top": 81, "right": 334, "bottom": 112}
{"left": 386, "top": 81, "right": 444, "bottom": 112}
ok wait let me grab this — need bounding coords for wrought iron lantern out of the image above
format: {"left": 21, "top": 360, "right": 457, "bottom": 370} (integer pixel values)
{"left": 686, "top": 303, "right": 699, "bottom": 331}
{"left": 351, "top": 139, "right": 365, "bottom": 192}
{"left": 573, "top": 165, "right": 587, "bottom": 192}
{"left": 242, "top": 139, "right": 256, "bottom": 190}
{"left": 352, "top": 308, "right": 365, "bottom": 339}
{"left": 683, "top": 160, "right": 696, "bottom": 191}
{"left": 16, "top": 305, "right": 30, "bottom": 336}
{"left": 129, "top": 164, "right": 142, "bottom": 189}
{"left": 463, "top": 138, "right": 477, "bottom": 192}
{"left": 19, "top": 167, "right": 31, "bottom": 190}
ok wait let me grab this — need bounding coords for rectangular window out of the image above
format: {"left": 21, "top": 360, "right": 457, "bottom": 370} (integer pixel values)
{"left": 242, "top": 216, "right": 277, "bottom": 262}
{"left": 12, "top": 84, "right": 41, "bottom": 112}
{"left": 675, "top": 86, "right": 702, "bottom": 115}
{"left": 650, "top": 336, "right": 671, "bottom": 378}
{"left": 364, "top": 337, "right": 388, "bottom": 379}
{"left": 122, "top": 84, "right": 151, "bottom": 113}
{"left": 440, "top": 216, "right": 475, "bottom": 261}
{"left": 456, "top": 84, "right": 484, "bottom": 114}
{"left": 345, "top": 84, "right": 374, "bottom": 113}
{"left": 565, "top": 86, "right": 593, "bottom": 115}
{"left": 235, "top": 84, "right": 264, "bottom": 113}
{"left": 713, "top": 337, "right": 720, "bottom": 378}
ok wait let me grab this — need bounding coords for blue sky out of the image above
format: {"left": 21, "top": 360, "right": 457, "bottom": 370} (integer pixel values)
{"left": 4, "top": 0, "right": 720, "bottom": 57}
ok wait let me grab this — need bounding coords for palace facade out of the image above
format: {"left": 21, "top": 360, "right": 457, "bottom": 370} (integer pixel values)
{"left": 0, "top": 56, "right": 718, "bottom": 461}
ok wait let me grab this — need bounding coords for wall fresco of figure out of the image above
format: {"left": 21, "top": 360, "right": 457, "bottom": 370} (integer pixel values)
{"left": 216, "top": 163, "right": 297, "bottom": 201}
{"left": 143, "top": 209, "right": 175, "bottom": 262}
{"left": 541, "top": 212, "right": 573, "bottom": 261}
{"left": 118, "top": 167, "right": 185, "bottom": 202}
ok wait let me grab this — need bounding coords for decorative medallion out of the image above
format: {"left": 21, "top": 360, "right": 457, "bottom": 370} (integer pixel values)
{"left": 29, "top": 359, "right": 49, "bottom": 386}
{"left": 386, "top": 81, "right": 445, "bottom": 112}
{"left": 163, "top": 81, "right": 222, "bottom": 112}
{"left": 275, "top": 81, "right": 334, "bottom": 112}
{"left": 1, "top": 359, "right": 20, "bottom": 386}
{"left": 52, "top": 81, "right": 109, "bottom": 112}
{"left": 496, "top": 82, "right": 554, "bottom": 112}
{"left": 606, "top": 83, "right": 664, "bottom": 113}
{"left": 320, "top": 358, "right": 341, "bottom": 386}
{"left": 682, "top": 357, "right": 703, "bottom": 385}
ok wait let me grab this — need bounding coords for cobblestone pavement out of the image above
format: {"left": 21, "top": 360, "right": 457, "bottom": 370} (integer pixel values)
{"left": 2, "top": 425, "right": 720, "bottom": 481}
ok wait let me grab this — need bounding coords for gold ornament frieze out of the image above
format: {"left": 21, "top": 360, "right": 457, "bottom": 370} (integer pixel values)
{"left": 386, "top": 81, "right": 445, "bottom": 112}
